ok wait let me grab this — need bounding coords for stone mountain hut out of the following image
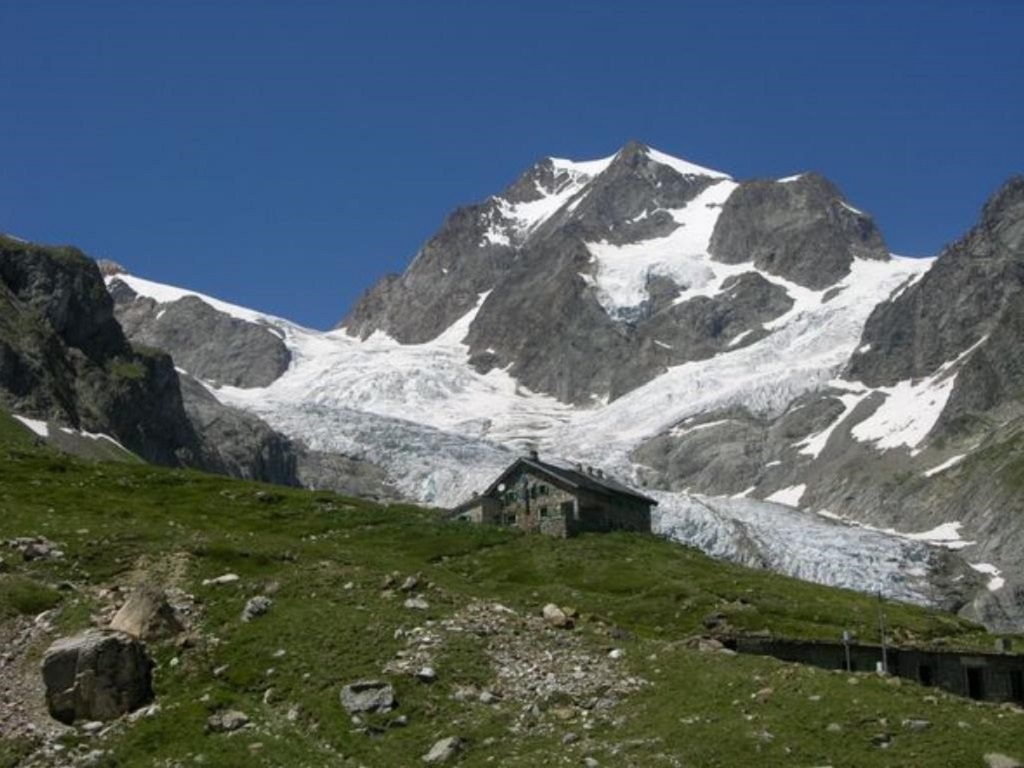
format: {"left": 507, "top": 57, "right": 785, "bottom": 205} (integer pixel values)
{"left": 451, "top": 451, "right": 656, "bottom": 538}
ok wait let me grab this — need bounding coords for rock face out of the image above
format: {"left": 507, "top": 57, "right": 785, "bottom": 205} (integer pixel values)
{"left": 709, "top": 173, "right": 889, "bottom": 289}
{"left": 109, "top": 281, "right": 291, "bottom": 388}
{"left": 0, "top": 235, "right": 203, "bottom": 465}
{"left": 176, "top": 373, "right": 299, "bottom": 486}
{"left": 848, "top": 176, "right": 1024, "bottom": 389}
{"left": 42, "top": 630, "right": 154, "bottom": 725}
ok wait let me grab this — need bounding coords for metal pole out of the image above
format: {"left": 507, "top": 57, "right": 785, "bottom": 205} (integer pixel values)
{"left": 878, "top": 591, "right": 888, "bottom": 674}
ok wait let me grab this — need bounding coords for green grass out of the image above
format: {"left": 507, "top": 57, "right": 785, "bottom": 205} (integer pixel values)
{"left": 1, "top": 412, "right": 1023, "bottom": 766}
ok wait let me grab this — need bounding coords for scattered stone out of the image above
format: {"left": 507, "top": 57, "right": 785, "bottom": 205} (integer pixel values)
{"left": 423, "top": 736, "right": 463, "bottom": 764}
{"left": 207, "top": 710, "right": 250, "bottom": 733}
{"left": 7, "top": 536, "right": 64, "bottom": 561}
{"left": 80, "top": 721, "right": 104, "bottom": 734}
{"left": 901, "top": 718, "right": 931, "bottom": 732}
{"left": 826, "top": 723, "right": 842, "bottom": 733}
{"left": 563, "top": 732, "right": 579, "bottom": 745}
{"left": 382, "top": 573, "right": 398, "bottom": 590}
{"left": 241, "top": 596, "right": 273, "bottom": 622}
{"left": 109, "top": 585, "right": 184, "bottom": 640}
{"left": 584, "top": 758, "right": 600, "bottom": 768}
{"left": 479, "top": 690, "right": 500, "bottom": 705}
{"left": 753, "top": 687, "right": 773, "bottom": 704}
{"left": 870, "top": 733, "right": 892, "bottom": 749}
{"left": 343, "top": 582, "right": 355, "bottom": 591}
{"left": 452, "top": 685, "right": 478, "bottom": 703}
{"left": 404, "top": 597, "right": 430, "bottom": 611}
{"left": 542, "top": 603, "right": 573, "bottom": 629}
{"left": 985, "top": 754, "right": 1024, "bottom": 768}
{"left": 400, "top": 574, "right": 421, "bottom": 592}
{"left": 416, "top": 666, "right": 437, "bottom": 683}
{"left": 212, "top": 665, "right": 229, "bottom": 678}
{"left": 42, "top": 629, "right": 154, "bottom": 724}
{"left": 608, "top": 648, "right": 624, "bottom": 660}
{"left": 685, "top": 636, "right": 725, "bottom": 653}
{"left": 340, "top": 680, "right": 397, "bottom": 714}
{"left": 202, "top": 574, "right": 239, "bottom": 586}
{"left": 391, "top": 714, "right": 410, "bottom": 728}
{"left": 79, "top": 750, "right": 109, "bottom": 767}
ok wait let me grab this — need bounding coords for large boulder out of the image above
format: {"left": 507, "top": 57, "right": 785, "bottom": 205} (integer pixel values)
{"left": 42, "top": 630, "right": 154, "bottom": 724}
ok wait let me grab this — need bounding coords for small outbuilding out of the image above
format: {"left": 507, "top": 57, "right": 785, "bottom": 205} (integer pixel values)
{"left": 451, "top": 451, "right": 656, "bottom": 538}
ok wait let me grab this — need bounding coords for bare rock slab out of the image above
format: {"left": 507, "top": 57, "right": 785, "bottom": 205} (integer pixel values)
{"left": 42, "top": 630, "right": 154, "bottom": 725}
{"left": 340, "top": 680, "right": 397, "bottom": 714}
{"left": 109, "top": 585, "right": 184, "bottom": 640}
{"left": 423, "top": 736, "right": 463, "bottom": 764}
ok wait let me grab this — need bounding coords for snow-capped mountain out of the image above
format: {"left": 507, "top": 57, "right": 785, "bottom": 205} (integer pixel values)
{"left": 96, "top": 142, "right": 1024, "bottom": 629}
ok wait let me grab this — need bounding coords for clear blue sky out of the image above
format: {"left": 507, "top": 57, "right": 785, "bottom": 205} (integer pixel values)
{"left": 2, "top": 1, "right": 1022, "bottom": 329}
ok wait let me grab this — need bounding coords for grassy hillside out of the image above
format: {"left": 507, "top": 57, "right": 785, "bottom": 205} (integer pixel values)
{"left": 2, "top": 411, "right": 1023, "bottom": 767}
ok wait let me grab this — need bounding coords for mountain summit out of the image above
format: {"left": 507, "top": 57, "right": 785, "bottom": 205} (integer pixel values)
{"left": 343, "top": 142, "right": 888, "bottom": 404}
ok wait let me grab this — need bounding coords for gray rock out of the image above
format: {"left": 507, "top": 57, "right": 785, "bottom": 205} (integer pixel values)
{"left": 422, "top": 736, "right": 463, "bottom": 764}
{"left": 901, "top": 718, "right": 931, "bottom": 732}
{"left": 542, "top": 603, "right": 573, "bottom": 629}
{"left": 207, "top": 710, "right": 250, "bottom": 733}
{"left": 340, "top": 680, "right": 397, "bottom": 714}
{"left": 404, "top": 597, "right": 430, "bottom": 611}
{"left": 42, "top": 630, "right": 154, "bottom": 725}
{"left": 241, "top": 596, "right": 273, "bottom": 622}
{"left": 709, "top": 173, "right": 889, "bottom": 290}
{"left": 110, "top": 284, "right": 291, "bottom": 388}
{"left": 109, "top": 585, "right": 184, "bottom": 640}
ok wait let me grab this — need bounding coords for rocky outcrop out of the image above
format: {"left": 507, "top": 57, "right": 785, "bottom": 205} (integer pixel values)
{"left": 177, "top": 373, "right": 299, "bottom": 485}
{"left": 109, "top": 281, "right": 291, "bottom": 388}
{"left": 848, "top": 176, "right": 1024, "bottom": 388}
{"left": 0, "top": 235, "right": 202, "bottom": 465}
{"left": 708, "top": 173, "right": 889, "bottom": 290}
{"left": 42, "top": 630, "right": 154, "bottom": 724}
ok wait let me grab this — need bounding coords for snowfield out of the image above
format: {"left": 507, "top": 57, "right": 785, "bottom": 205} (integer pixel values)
{"left": 108, "top": 146, "right": 972, "bottom": 607}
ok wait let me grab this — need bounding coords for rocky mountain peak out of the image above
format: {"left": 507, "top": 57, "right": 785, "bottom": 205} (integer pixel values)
{"left": 979, "top": 175, "right": 1024, "bottom": 252}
